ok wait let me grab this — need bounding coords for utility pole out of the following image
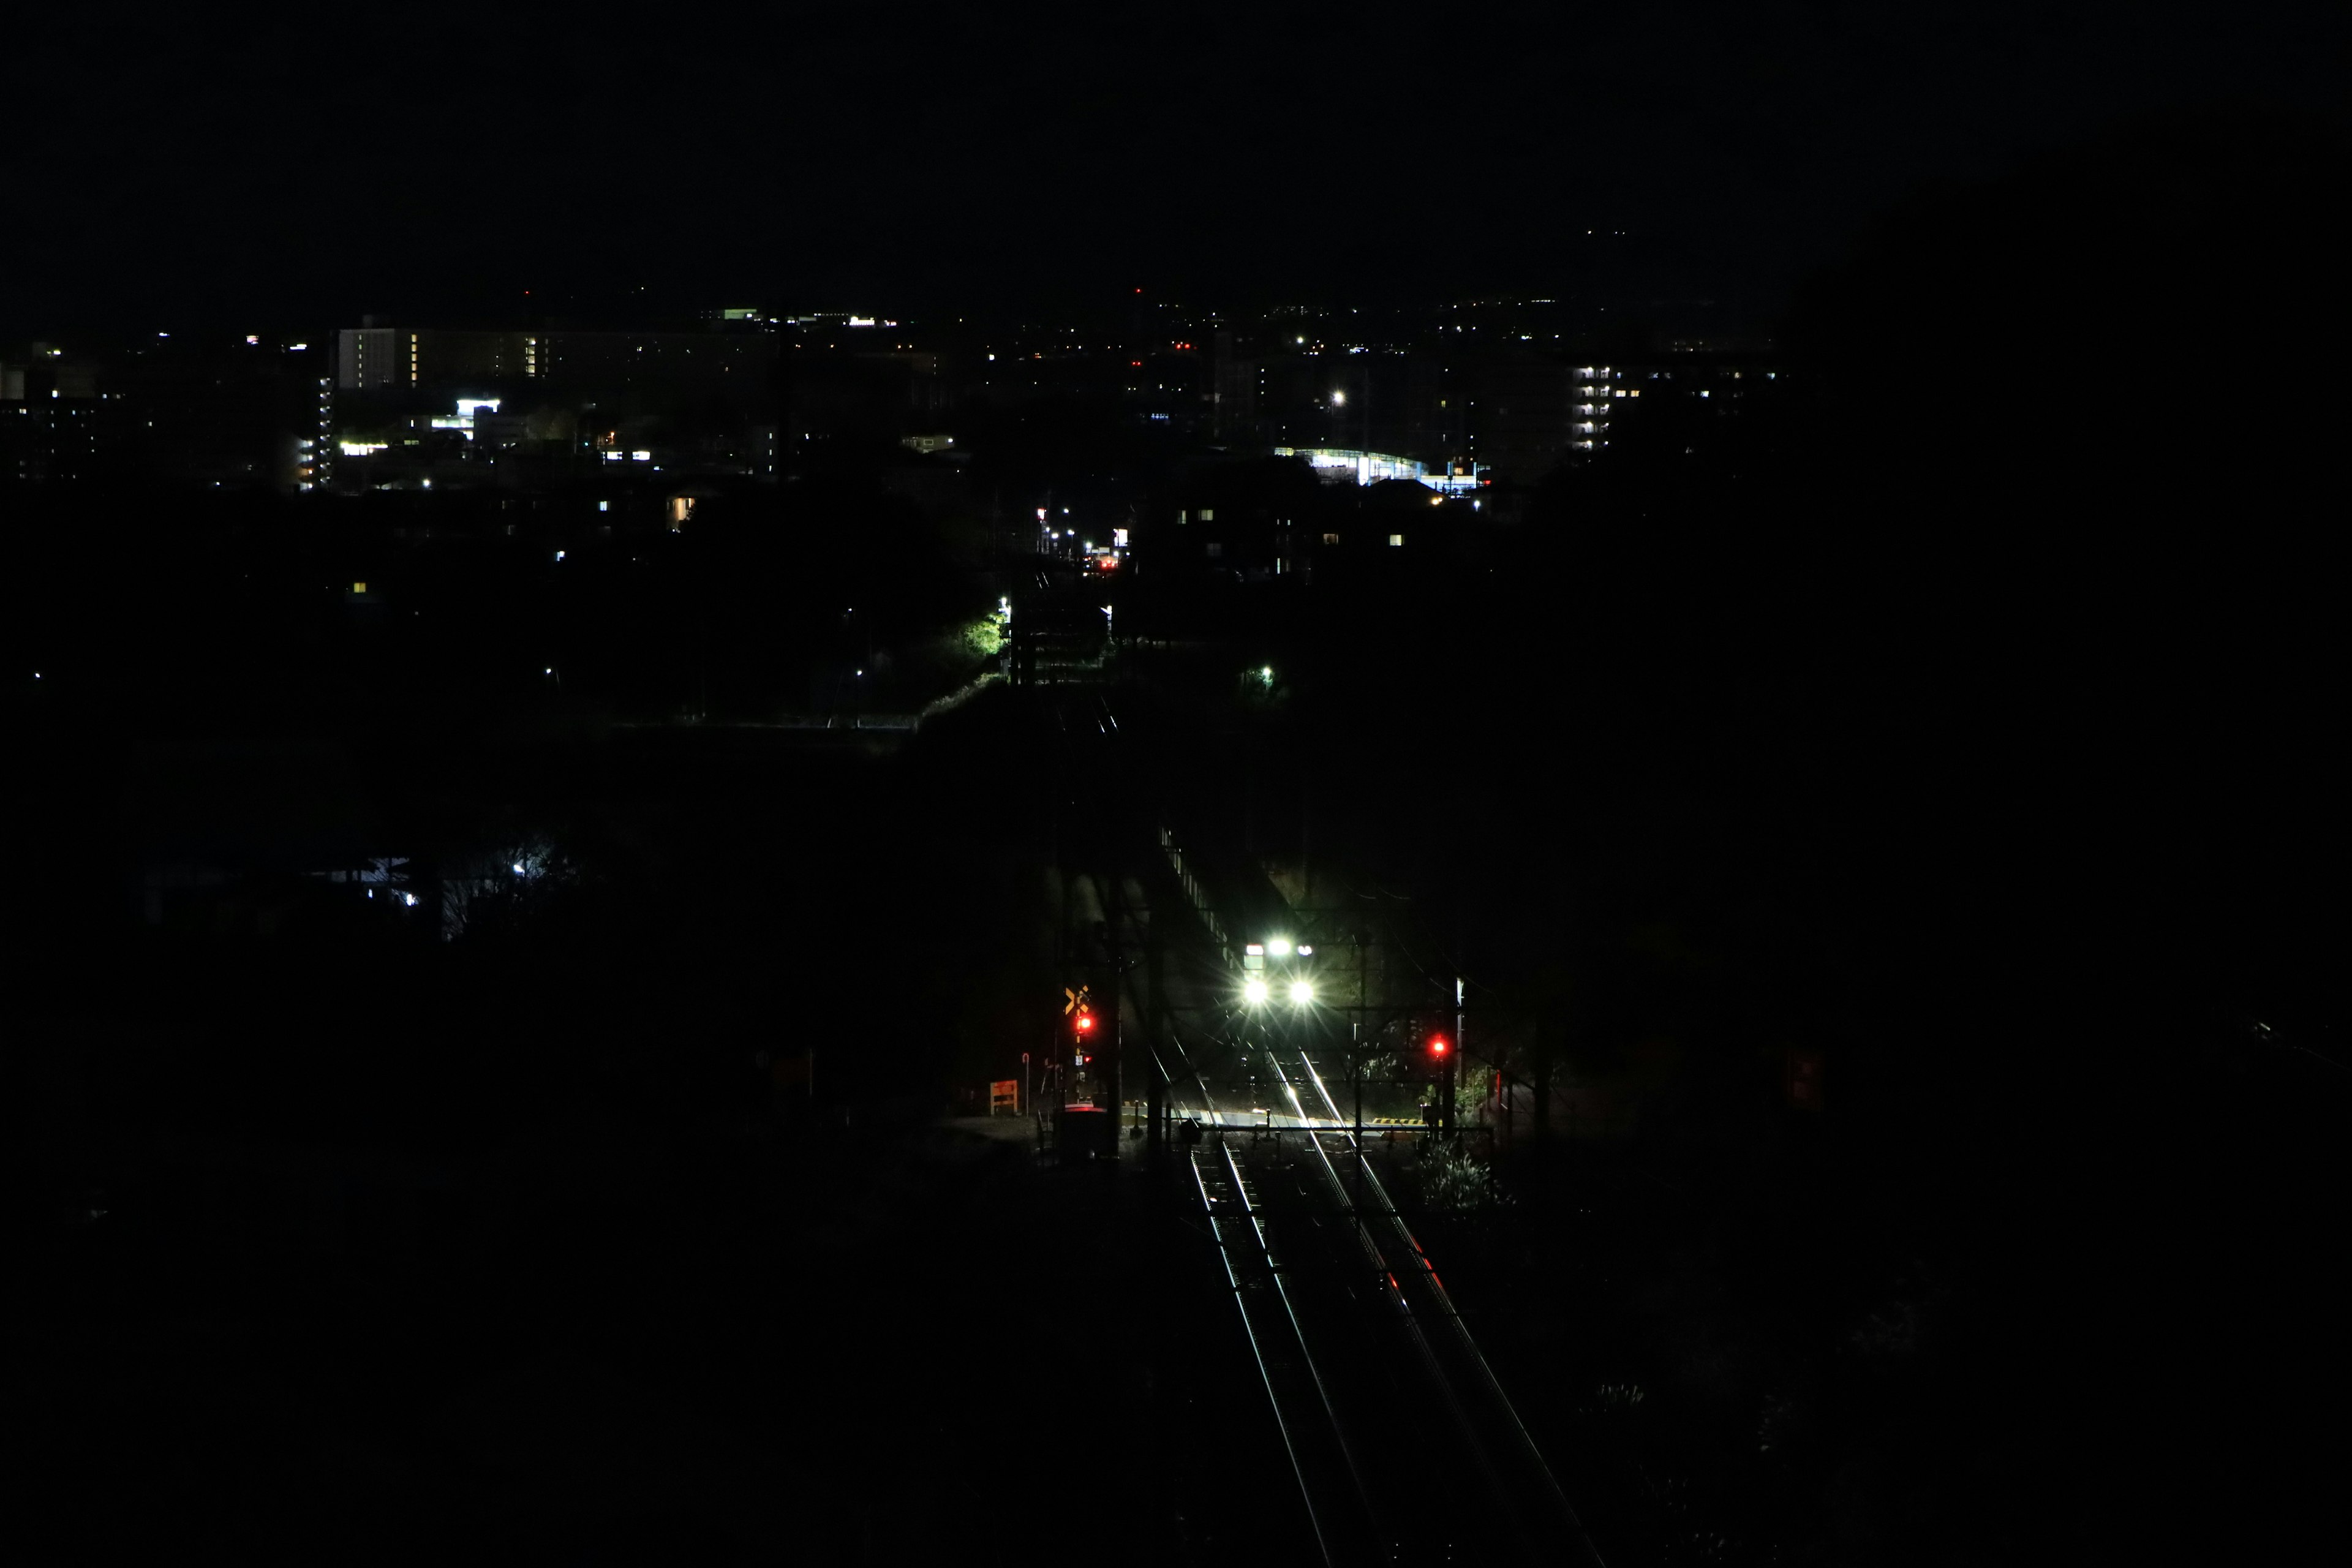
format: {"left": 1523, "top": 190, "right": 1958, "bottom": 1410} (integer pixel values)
{"left": 1146, "top": 860, "right": 1167, "bottom": 1170}
{"left": 1352, "top": 1018, "right": 1364, "bottom": 1231}
{"left": 1107, "top": 832, "right": 1125, "bottom": 1145}
{"left": 1449, "top": 974, "right": 1465, "bottom": 1139}
{"left": 1146, "top": 924, "right": 1163, "bottom": 1167}
{"left": 1352, "top": 932, "right": 1368, "bottom": 1233}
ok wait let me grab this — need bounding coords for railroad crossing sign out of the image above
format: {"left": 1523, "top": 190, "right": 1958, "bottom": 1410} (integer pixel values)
{"left": 1064, "top": 985, "right": 1091, "bottom": 1016}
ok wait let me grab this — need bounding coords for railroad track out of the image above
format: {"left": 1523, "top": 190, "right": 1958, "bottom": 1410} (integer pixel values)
{"left": 1268, "top": 1040, "right": 1607, "bottom": 1566}
{"left": 1188, "top": 1139, "right": 1383, "bottom": 1562}
{"left": 1055, "top": 687, "right": 1602, "bottom": 1564}
{"left": 1165, "top": 1020, "right": 1602, "bottom": 1565}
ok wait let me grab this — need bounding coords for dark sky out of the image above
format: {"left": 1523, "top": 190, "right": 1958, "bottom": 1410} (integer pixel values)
{"left": 8, "top": 2, "right": 2343, "bottom": 330}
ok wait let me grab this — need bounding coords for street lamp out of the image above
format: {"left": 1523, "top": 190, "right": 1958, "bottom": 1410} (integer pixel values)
{"left": 1289, "top": 979, "right": 1315, "bottom": 1006}
{"left": 1243, "top": 977, "right": 1270, "bottom": 1006}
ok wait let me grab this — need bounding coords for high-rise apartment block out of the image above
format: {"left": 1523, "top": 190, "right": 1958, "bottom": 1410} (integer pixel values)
{"left": 335, "top": 326, "right": 775, "bottom": 393}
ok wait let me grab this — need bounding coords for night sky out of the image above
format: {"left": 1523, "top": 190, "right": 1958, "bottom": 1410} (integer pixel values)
{"left": 10, "top": 2, "right": 2344, "bottom": 330}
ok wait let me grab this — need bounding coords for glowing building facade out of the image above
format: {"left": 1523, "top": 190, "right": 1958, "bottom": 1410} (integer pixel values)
{"left": 335, "top": 326, "right": 775, "bottom": 392}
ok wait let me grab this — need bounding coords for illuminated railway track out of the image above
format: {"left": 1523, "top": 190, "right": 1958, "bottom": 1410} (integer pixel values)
{"left": 1267, "top": 1041, "right": 1608, "bottom": 1566}
{"left": 1169, "top": 1025, "right": 1489, "bottom": 1564}
{"left": 1186, "top": 1137, "right": 1382, "bottom": 1565}
{"left": 1144, "top": 873, "right": 1599, "bottom": 1561}
{"left": 1068, "top": 687, "right": 1600, "bottom": 1562}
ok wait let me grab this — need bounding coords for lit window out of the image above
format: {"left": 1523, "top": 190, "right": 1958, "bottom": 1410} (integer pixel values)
{"left": 1388, "top": 534, "right": 1404, "bottom": 548}
{"left": 1199, "top": 508, "right": 1214, "bottom": 521}
{"left": 1322, "top": 532, "right": 1340, "bottom": 545}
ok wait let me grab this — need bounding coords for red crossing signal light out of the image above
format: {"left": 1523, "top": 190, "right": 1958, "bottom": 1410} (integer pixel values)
{"left": 1428, "top": 1035, "right": 1449, "bottom": 1058}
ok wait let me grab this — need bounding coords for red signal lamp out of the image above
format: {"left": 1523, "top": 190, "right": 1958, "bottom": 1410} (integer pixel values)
{"left": 1076, "top": 1011, "right": 1096, "bottom": 1033}
{"left": 1428, "top": 1036, "right": 1450, "bottom": 1058}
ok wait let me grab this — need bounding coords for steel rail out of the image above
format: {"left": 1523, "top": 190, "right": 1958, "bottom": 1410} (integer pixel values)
{"left": 1262, "top": 1047, "right": 1517, "bottom": 1512}
{"left": 1188, "top": 1144, "right": 1347, "bottom": 1566}
{"left": 1289, "top": 1042, "right": 1608, "bottom": 1566}
{"left": 1217, "top": 1138, "right": 1386, "bottom": 1551}
{"left": 1164, "top": 988, "right": 1386, "bottom": 1558}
